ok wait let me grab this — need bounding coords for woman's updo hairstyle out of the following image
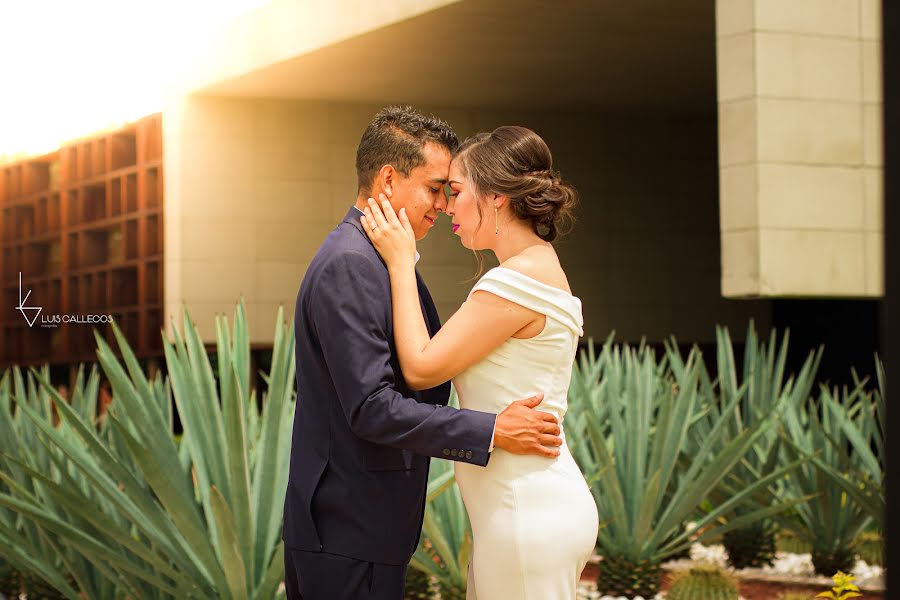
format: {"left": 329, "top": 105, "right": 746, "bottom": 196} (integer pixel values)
{"left": 454, "top": 126, "right": 577, "bottom": 242}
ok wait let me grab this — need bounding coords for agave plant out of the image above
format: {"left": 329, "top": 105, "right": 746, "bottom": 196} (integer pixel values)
{"left": 567, "top": 337, "right": 809, "bottom": 599}
{"left": 566, "top": 333, "right": 641, "bottom": 512}
{"left": 408, "top": 387, "right": 472, "bottom": 600}
{"left": 0, "top": 300, "right": 296, "bottom": 598}
{"left": 802, "top": 358, "right": 885, "bottom": 534}
{"left": 775, "top": 373, "right": 880, "bottom": 575}
{"left": 676, "top": 323, "right": 822, "bottom": 569}
{"left": 0, "top": 364, "right": 112, "bottom": 600}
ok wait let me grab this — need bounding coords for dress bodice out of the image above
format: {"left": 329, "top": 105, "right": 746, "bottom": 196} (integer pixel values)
{"left": 452, "top": 266, "right": 584, "bottom": 426}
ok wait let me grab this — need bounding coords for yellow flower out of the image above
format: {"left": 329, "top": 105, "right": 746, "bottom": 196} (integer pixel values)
{"left": 815, "top": 571, "right": 862, "bottom": 600}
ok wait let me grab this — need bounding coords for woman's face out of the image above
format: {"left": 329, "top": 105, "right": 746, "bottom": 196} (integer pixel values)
{"left": 447, "top": 158, "right": 490, "bottom": 250}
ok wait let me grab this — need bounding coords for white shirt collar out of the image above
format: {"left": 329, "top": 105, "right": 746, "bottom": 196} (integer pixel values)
{"left": 353, "top": 205, "right": 420, "bottom": 264}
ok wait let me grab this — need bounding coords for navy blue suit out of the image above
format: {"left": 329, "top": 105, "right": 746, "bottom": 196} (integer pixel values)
{"left": 282, "top": 207, "right": 496, "bottom": 599}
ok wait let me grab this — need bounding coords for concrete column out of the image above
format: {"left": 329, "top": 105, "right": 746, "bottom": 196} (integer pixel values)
{"left": 716, "top": 0, "right": 883, "bottom": 297}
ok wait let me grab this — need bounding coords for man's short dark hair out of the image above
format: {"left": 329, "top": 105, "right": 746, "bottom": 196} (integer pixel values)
{"left": 355, "top": 106, "right": 459, "bottom": 194}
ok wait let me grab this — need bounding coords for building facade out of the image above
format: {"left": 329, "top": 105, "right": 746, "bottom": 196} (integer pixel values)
{"left": 0, "top": 0, "right": 885, "bottom": 384}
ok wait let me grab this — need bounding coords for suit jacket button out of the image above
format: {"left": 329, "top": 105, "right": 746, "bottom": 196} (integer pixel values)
{"left": 442, "top": 449, "right": 450, "bottom": 456}
{"left": 450, "top": 449, "right": 459, "bottom": 457}
{"left": 465, "top": 451, "right": 473, "bottom": 459}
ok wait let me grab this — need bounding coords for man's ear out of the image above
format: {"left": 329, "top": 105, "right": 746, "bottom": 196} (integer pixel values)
{"left": 378, "top": 165, "right": 396, "bottom": 198}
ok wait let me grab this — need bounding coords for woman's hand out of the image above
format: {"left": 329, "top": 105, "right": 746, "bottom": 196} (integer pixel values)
{"left": 361, "top": 194, "right": 417, "bottom": 271}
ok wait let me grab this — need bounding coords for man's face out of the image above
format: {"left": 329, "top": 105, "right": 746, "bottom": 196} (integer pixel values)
{"left": 388, "top": 142, "right": 451, "bottom": 240}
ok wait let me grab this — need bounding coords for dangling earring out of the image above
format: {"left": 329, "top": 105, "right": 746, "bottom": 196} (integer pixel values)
{"left": 494, "top": 205, "right": 499, "bottom": 234}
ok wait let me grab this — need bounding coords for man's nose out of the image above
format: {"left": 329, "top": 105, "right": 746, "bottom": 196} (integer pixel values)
{"left": 434, "top": 194, "right": 448, "bottom": 213}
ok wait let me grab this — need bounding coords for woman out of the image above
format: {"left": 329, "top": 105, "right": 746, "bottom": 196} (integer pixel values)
{"left": 361, "top": 126, "right": 598, "bottom": 599}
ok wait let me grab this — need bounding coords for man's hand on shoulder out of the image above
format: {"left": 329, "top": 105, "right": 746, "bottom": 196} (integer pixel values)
{"left": 493, "top": 393, "right": 562, "bottom": 458}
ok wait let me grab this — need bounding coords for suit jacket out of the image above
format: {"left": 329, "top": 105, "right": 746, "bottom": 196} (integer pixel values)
{"left": 282, "top": 207, "right": 496, "bottom": 566}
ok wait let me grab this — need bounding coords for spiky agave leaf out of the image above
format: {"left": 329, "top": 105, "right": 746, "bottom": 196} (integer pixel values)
{"left": 775, "top": 375, "right": 879, "bottom": 575}
{"left": 0, "top": 365, "right": 124, "bottom": 600}
{"left": 680, "top": 323, "right": 822, "bottom": 569}
{"left": 798, "top": 357, "right": 885, "bottom": 533}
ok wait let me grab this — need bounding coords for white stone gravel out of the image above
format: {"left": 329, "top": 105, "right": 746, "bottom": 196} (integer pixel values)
{"left": 579, "top": 541, "right": 885, "bottom": 599}
{"left": 672, "top": 542, "right": 885, "bottom": 590}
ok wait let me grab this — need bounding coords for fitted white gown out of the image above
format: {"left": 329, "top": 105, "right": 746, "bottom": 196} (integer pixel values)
{"left": 452, "top": 266, "right": 600, "bottom": 600}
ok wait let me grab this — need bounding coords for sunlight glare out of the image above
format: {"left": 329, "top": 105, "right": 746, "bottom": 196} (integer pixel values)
{"left": 0, "top": 0, "right": 270, "bottom": 162}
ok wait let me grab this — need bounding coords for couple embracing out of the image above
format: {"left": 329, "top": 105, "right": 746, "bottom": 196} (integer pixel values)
{"left": 282, "top": 106, "right": 599, "bottom": 599}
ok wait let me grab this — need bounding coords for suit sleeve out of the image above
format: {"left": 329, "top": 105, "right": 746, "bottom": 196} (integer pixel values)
{"left": 310, "top": 250, "right": 496, "bottom": 466}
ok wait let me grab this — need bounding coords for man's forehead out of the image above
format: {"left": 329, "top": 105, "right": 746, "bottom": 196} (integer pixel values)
{"left": 416, "top": 143, "right": 451, "bottom": 181}
{"left": 425, "top": 173, "right": 449, "bottom": 184}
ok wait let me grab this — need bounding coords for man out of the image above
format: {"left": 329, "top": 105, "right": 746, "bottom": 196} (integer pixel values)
{"left": 282, "top": 106, "right": 563, "bottom": 599}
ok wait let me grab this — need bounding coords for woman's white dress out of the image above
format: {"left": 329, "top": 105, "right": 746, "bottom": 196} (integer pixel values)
{"left": 452, "top": 266, "right": 600, "bottom": 600}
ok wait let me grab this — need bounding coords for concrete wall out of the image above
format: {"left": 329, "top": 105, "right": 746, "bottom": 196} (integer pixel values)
{"left": 716, "top": 0, "right": 884, "bottom": 297}
{"left": 163, "top": 97, "right": 771, "bottom": 346}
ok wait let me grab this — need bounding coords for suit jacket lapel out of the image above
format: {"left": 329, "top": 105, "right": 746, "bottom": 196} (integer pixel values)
{"left": 415, "top": 270, "right": 441, "bottom": 336}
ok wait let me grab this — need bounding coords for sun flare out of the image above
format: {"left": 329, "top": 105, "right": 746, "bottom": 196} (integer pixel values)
{"left": 0, "top": 0, "right": 269, "bottom": 162}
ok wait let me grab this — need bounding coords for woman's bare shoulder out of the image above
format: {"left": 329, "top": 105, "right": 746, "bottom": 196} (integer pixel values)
{"left": 499, "top": 247, "right": 572, "bottom": 295}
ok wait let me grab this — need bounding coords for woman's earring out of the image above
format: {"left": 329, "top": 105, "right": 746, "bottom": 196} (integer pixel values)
{"left": 494, "top": 205, "right": 499, "bottom": 234}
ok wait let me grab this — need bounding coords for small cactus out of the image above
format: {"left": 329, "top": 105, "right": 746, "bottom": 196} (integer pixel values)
{"left": 666, "top": 563, "right": 739, "bottom": 600}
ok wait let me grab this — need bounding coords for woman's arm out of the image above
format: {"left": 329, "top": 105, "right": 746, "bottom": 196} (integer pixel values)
{"left": 388, "top": 273, "right": 538, "bottom": 390}
{"left": 362, "top": 197, "right": 541, "bottom": 390}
